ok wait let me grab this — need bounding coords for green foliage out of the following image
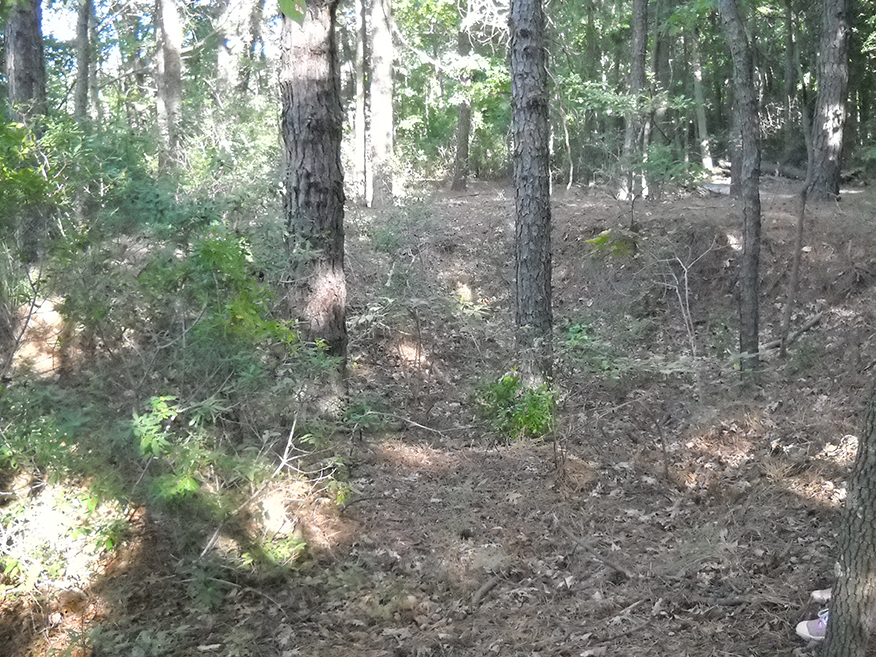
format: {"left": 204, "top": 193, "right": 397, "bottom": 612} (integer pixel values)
{"left": 0, "top": 123, "right": 58, "bottom": 229}
{"left": 562, "top": 322, "right": 633, "bottom": 377}
{"left": 133, "top": 396, "right": 179, "bottom": 457}
{"left": 585, "top": 229, "right": 638, "bottom": 257}
{"left": 344, "top": 397, "right": 391, "bottom": 433}
{"left": 278, "top": 0, "right": 305, "bottom": 23}
{"left": 642, "top": 142, "right": 705, "bottom": 192}
{"left": 475, "top": 373, "right": 556, "bottom": 441}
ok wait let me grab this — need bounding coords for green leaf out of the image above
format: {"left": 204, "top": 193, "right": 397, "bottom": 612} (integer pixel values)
{"left": 279, "top": 0, "right": 306, "bottom": 23}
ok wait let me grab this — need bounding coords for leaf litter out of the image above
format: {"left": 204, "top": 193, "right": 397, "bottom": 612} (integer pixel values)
{"left": 5, "top": 178, "right": 876, "bottom": 656}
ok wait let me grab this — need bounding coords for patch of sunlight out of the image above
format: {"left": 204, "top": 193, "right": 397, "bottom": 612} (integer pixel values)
{"left": 456, "top": 282, "right": 474, "bottom": 303}
{"left": 396, "top": 339, "right": 427, "bottom": 367}
{"left": 12, "top": 298, "right": 65, "bottom": 378}
{"left": 725, "top": 232, "right": 742, "bottom": 251}
{"left": 817, "top": 434, "right": 857, "bottom": 466}
{"left": 1, "top": 479, "right": 123, "bottom": 589}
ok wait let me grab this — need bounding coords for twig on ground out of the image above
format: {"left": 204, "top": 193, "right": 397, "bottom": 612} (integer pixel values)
{"left": 371, "top": 411, "right": 478, "bottom": 435}
{"left": 685, "top": 593, "right": 789, "bottom": 607}
{"left": 470, "top": 574, "right": 503, "bottom": 612}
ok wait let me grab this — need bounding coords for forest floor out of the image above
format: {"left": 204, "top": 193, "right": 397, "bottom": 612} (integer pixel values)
{"left": 7, "top": 176, "right": 876, "bottom": 657}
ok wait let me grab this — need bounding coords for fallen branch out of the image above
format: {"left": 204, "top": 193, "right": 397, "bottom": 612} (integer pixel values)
{"left": 470, "top": 574, "right": 503, "bottom": 612}
{"left": 763, "top": 311, "right": 823, "bottom": 351}
{"left": 685, "top": 593, "right": 789, "bottom": 607}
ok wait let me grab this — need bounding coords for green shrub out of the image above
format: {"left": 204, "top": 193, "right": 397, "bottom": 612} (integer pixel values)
{"left": 475, "top": 373, "right": 555, "bottom": 441}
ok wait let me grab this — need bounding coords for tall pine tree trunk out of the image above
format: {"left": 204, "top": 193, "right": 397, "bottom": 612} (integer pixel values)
{"left": 718, "top": 0, "right": 761, "bottom": 378}
{"left": 510, "top": 0, "right": 552, "bottom": 383}
{"left": 280, "top": 0, "right": 348, "bottom": 412}
{"left": 156, "top": 0, "right": 183, "bottom": 170}
{"left": 451, "top": 29, "right": 472, "bottom": 192}
{"left": 807, "top": 0, "right": 850, "bottom": 200}
{"left": 368, "top": 0, "right": 394, "bottom": 208}
{"left": 620, "top": 0, "right": 648, "bottom": 200}
{"left": 5, "top": 0, "right": 46, "bottom": 120}
{"left": 822, "top": 391, "right": 876, "bottom": 657}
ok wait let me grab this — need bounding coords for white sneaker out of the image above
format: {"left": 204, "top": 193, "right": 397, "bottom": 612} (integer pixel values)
{"left": 796, "top": 609, "right": 828, "bottom": 642}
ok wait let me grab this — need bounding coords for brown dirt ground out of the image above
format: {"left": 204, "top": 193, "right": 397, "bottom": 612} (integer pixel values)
{"left": 6, "top": 177, "right": 876, "bottom": 657}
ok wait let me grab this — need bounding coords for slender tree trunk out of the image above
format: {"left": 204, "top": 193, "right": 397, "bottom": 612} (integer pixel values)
{"left": 510, "top": 0, "right": 552, "bottom": 383}
{"left": 88, "top": 4, "right": 101, "bottom": 125}
{"left": 368, "top": 0, "right": 394, "bottom": 207}
{"left": 690, "top": 27, "right": 713, "bottom": 171}
{"left": 280, "top": 0, "right": 347, "bottom": 376}
{"left": 74, "top": 0, "right": 92, "bottom": 125}
{"left": 807, "top": 0, "right": 850, "bottom": 201}
{"left": 156, "top": 0, "right": 183, "bottom": 170}
{"left": 5, "top": 0, "right": 46, "bottom": 120}
{"left": 620, "top": 0, "right": 648, "bottom": 200}
{"left": 822, "top": 390, "right": 876, "bottom": 657}
{"left": 782, "top": 0, "right": 797, "bottom": 162}
{"left": 353, "top": 0, "right": 368, "bottom": 202}
{"left": 451, "top": 29, "right": 473, "bottom": 192}
{"left": 718, "top": 0, "right": 761, "bottom": 378}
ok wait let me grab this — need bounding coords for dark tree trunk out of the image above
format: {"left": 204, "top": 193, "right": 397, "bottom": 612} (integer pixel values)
{"left": 5, "top": 0, "right": 46, "bottom": 119}
{"left": 368, "top": 0, "right": 394, "bottom": 207}
{"left": 156, "top": 0, "right": 183, "bottom": 170}
{"left": 619, "top": 0, "right": 648, "bottom": 200}
{"left": 823, "top": 391, "right": 876, "bottom": 657}
{"left": 807, "top": 0, "right": 850, "bottom": 201}
{"left": 510, "top": 0, "right": 552, "bottom": 383}
{"left": 718, "top": 0, "right": 761, "bottom": 377}
{"left": 280, "top": 0, "right": 347, "bottom": 368}
{"left": 451, "top": 29, "right": 472, "bottom": 192}
{"left": 620, "top": 0, "right": 648, "bottom": 200}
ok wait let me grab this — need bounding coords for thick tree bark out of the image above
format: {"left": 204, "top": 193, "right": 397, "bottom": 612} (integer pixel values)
{"left": 156, "top": 0, "right": 183, "bottom": 170}
{"left": 807, "top": 0, "right": 850, "bottom": 201}
{"left": 718, "top": 0, "right": 761, "bottom": 377}
{"left": 368, "top": 0, "right": 394, "bottom": 208}
{"left": 450, "top": 29, "right": 472, "bottom": 192}
{"left": 280, "top": 0, "right": 347, "bottom": 368}
{"left": 619, "top": 0, "right": 648, "bottom": 200}
{"left": 510, "top": 0, "right": 552, "bottom": 382}
{"left": 822, "top": 391, "right": 876, "bottom": 657}
{"left": 5, "top": 0, "right": 46, "bottom": 119}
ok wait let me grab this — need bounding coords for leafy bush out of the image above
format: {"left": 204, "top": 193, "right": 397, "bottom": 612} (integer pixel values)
{"left": 642, "top": 142, "right": 705, "bottom": 194}
{"left": 475, "top": 373, "right": 555, "bottom": 441}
